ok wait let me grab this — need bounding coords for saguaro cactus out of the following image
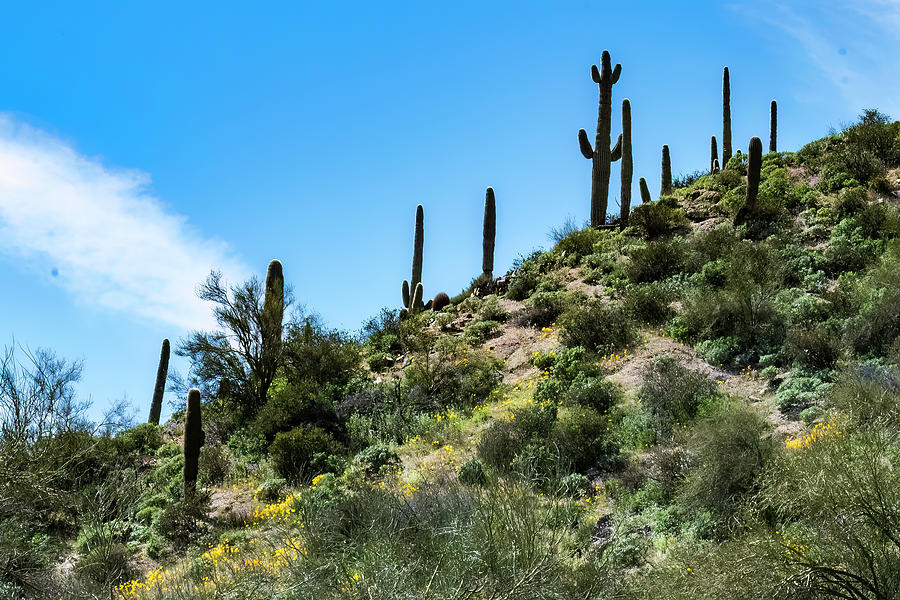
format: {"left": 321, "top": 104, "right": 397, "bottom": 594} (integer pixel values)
{"left": 482, "top": 187, "right": 496, "bottom": 279}
{"left": 736, "top": 137, "right": 762, "bottom": 225}
{"left": 148, "top": 339, "right": 169, "bottom": 425}
{"left": 578, "top": 50, "right": 623, "bottom": 227}
{"left": 769, "top": 100, "right": 777, "bottom": 153}
{"left": 619, "top": 99, "right": 633, "bottom": 226}
{"left": 710, "top": 136, "right": 718, "bottom": 173}
{"left": 722, "top": 67, "right": 732, "bottom": 165}
{"left": 183, "top": 388, "right": 205, "bottom": 498}
{"left": 401, "top": 205, "right": 425, "bottom": 313}
{"left": 262, "top": 260, "right": 284, "bottom": 361}
{"left": 639, "top": 178, "right": 652, "bottom": 204}
{"left": 661, "top": 145, "right": 672, "bottom": 195}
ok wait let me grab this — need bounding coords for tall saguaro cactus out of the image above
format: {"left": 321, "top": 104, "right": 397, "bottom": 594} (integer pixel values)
{"left": 401, "top": 204, "right": 425, "bottom": 313}
{"left": 482, "top": 187, "right": 496, "bottom": 279}
{"left": 639, "top": 178, "right": 652, "bottom": 204}
{"left": 723, "top": 67, "right": 732, "bottom": 166}
{"left": 619, "top": 99, "right": 633, "bottom": 225}
{"left": 578, "top": 50, "right": 623, "bottom": 227}
{"left": 736, "top": 137, "right": 762, "bottom": 225}
{"left": 183, "top": 388, "right": 205, "bottom": 498}
{"left": 710, "top": 136, "right": 718, "bottom": 173}
{"left": 769, "top": 100, "right": 777, "bottom": 153}
{"left": 661, "top": 145, "right": 672, "bottom": 195}
{"left": 148, "top": 339, "right": 170, "bottom": 425}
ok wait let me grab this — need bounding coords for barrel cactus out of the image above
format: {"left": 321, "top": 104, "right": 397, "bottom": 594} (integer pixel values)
{"left": 148, "top": 339, "right": 169, "bottom": 425}
{"left": 578, "top": 50, "right": 623, "bottom": 227}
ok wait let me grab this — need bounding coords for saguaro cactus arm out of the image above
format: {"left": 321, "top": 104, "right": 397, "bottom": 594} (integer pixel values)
{"left": 611, "top": 134, "right": 623, "bottom": 162}
{"left": 639, "top": 178, "right": 652, "bottom": 204}
{"left": 402, "top": 280, "right": 410, "bottom": 308}
{"left": 578, "top": 129, "right": 594, "bottom": 159}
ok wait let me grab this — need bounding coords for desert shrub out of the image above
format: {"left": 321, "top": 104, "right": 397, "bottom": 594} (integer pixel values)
{"left": 774, "top": 369, "right": 832, "bottom": 411}
{"left": 639, "top": 357, "right": 718, "bottom": 439}
{"left": 198, "top": 442, "right": 231, "bottom": 486}
{"left": 74, "top": 523, "right": 132, "bottom": 586}
{"left": 786, "top": 326, "right": 841, "bottom": 369}
{"left": 516, "top": 290, "right": 575, "bottom": 328}
{"left": 559, "top": 301, "right": 634, "bottom": 353}
{"left": 463, "top": 319, "right": 501, "bottom": 345}
{"left": 458, "top": 457, "right": 488, "bottom": 486}
{"left": 361, "top": 308, "right": 403, "bottom": 370}
{"left": 673, "top": 170, "right": 705, "bottom": 188}
{"left": 352, "top": 443, "right": 400, "bottom": 475}
{"left": 840, "top": 108, "right": 900, "bottom": 167}
{"left": 252, "top": 378, "right": 344, "bottom": 443}
{"left": 625, "top": 238, "right": 685, "bottom": 283}
{"left": 505, "top": 250, "right": 545, "bottom": 300}
{"left": 832, "top": 186, "right": 868, "bottom": 220}
{"left": 678, "top": 401, "right": 775, "bottom": 527}
{"left": 477, "top": 401, "right": 557, "bottom": 472}
{"left": 552, "top": 225, "right": 603, "bottom": 261}
{"left": 114, "top": 423, "right": 163, "bottom": 456}
{"left": 828, "top": 364, "right": 900, "bottom": 429}
{"left": 403, "top": 339, "right": 502, "bottom": 409}
{"left": 629, "top": 197, "right": 688, "bottom": 238}
{"left": 695, "top": 336, "right": 742, "bottom": 367}
{"left": 552, "top": 407, "right": 617, "bottom": 472}
{"left": 842, "top": 242, "right": 900, "bottom": 357}
{"left": 269, "top": 425, "right": 345, "bottom": 483}
{"left": 564, "top": 373, "right": 622, "bottom": 413}
{"left": 155, "top": 493, "right": 211, "bottom": 552}
{"left": 282, "top": 319, "right": 363, "bottom": 388}
{"left": 477, "top": 295, "right": 508, "bottom": 321}
{"left": 253, "top": 478, "right": 287, "bottom": 502}
{"left": 622, "top": 281, "right": 674, "bottom": 325}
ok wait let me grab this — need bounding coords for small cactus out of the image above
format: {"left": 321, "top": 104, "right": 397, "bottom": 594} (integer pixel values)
{"left": 148, "top": 339, "right": 169, "bottom": 425}
{"left": 183, "top": 388, "right": 205, "bottom": 498}
{"left": 661, "top": 145, "right": 672, "bottom": 195}
{"left": 639, "top": 177, "right": 652, "bottom": 204}
{"left": 712, "top": 158, "right": 720, "bottom": 173}
{"left": 619, "top": 99, "right": 633, "bottom": 226}
{"left": 710, "top": 136, "right": 718, "bottom": 173}
{"left": 578, "top": 50, "right": 623, "bottom": 227}
{"left": 735, "top": 137, "right": 762, "bottom": 224}
{"left": 482, "top": 187, "right": 496, "bottom": 278}
{"left": 722, "top": 67, "right": 732, "bottom": 165}
{"left": 769, "top": 100, "right": 777, "bottom": 153}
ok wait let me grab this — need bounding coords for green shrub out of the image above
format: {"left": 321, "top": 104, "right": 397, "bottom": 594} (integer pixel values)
{"left": 253, "top": 478, "right": 288, "bottom": 502}
{"left": 352, "top": 443, "right": 401, "bottom": 475}
{"left": 253, "top": 378, "right": 343, "bottom": 443}
{"left": 477, "top": 295, "right": 508, "bottom": 321}
{"left": 559, "top": 301, "right": 634, "bottom": 354}
{"left": 786, "top": 326, "right": 841, "bottom": 369}
{"left": 828, "top": 365, "right": 900, "bottom": 429}
{"left": 622, "top": 281, "right": 674, "bottom": 325}
{"left": 463, "top": 319, "right": 501, "bottom": 345}
{"left": 115, "top": 423, "right": 163, "bottom": 456}
{"left": 696, "top": 336, "right": 742, "bottom": 367}
{"left": 552, "top": 407, "right": 617, "bottom": 472}
{"left": 477, "top": 401, "right": 557, "bottom": 472}
{"left": 458, "top": 457, "right": 488, "bottom": 486}
{"left": 774, "top": 370, "right": 832, "bottom": 411}
{"left": 832, "top": 186, "right": 868, "bottom": 220}
{"left": 552, "top": 226, "right": 603, "bottom": 261}
{"left": 629, "top": 197, "right": 688, "bottom": 238}
{"left": 155, "top": 493, "right": 210, "bottom": 552}
{"left": 639, "top": 356, "right": 718, "bottom": 438}
{"left": 625, "top": 238, "right": 685, "bottom": 283}
{"left": 678, "top": 400, "right": 775, "bottom": 526}
{"left": 516, "top": 290, "right": 574, "bottom": 328}
{"left": 505, "top": 251, "right": 544, "bottom": 300}
{"left": 269, "top": 425, "right": 345, "bottom": 483}
{"left": 402, "top": 340, "right": 502, "bottom": 409}
{"left": 564, "top": 373, "right": 622, "bottom": 413}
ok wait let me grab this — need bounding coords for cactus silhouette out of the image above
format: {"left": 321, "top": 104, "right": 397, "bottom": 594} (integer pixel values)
{"left": 713, "top": 158, "right": 720, "bottom": 173}
{"left": 411, "top": 282, "right": 423, "bottom": 312}
{"left": 710, "top": 136, "right": 718, "bottom": 173}
{"left": 722, "top": 67, "right": 732, "bottom": 165}
{"left": 401, "top": 204, "right": 425, "bottom": 313}
{"left": 735, "top": 137, "right": 762, "bottom": 225}
{"left": 431, "top": 292, "right": 450, "bottom": 311}
{"left": 183, "top": 388, "right": 205, "bottom": 498}
{"left": 262, "top": 260, "right": 284, "bottom": 362}
{"left": 148, "top": 339, "right": 169, "bottom": 425}
{"left": 661, "top": 145, "right": 672, "bottom": 195}
{"left": 619, "top": 99, "right": 633, "bottom": 225}
{"left": 770, "top": 100, "right": 777, "bottom": 153}
{"left": 639, "top": 178, "right": 652, "bottom": 204}
{"left": 578, "top": 50, "right": 623, "bottom": 227}
{"left": 482, "top": 187, "right": 496, "bottom": 278}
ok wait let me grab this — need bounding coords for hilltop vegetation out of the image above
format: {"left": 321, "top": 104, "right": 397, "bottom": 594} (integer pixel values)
{"left": 2, "top": 81, "right": 900, "bottom": 599}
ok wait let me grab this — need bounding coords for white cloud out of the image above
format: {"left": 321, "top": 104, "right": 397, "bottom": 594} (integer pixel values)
{"left": 734, "top": 1, "right": 900, "bottom": 117}
{"left": 0, "top": 115, "right": 248, "bottom": 330}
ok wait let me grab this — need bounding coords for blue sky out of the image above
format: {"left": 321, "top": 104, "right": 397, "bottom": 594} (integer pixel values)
{"left": 1, "top": 0, "right": 898, "bottom": 422}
